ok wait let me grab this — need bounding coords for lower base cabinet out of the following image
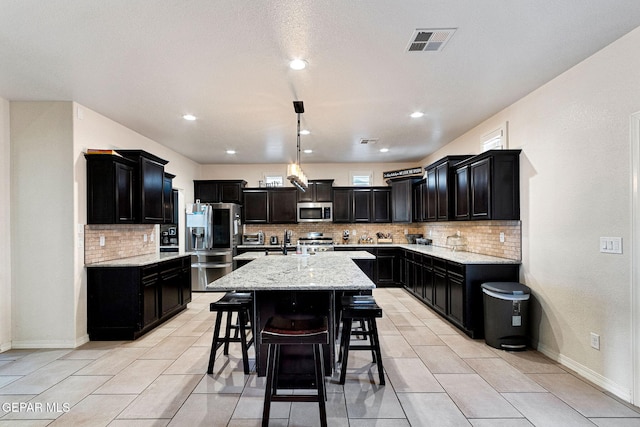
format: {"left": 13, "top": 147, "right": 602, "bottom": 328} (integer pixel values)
{"left": 87, "top": 255, "right": 192, "bottom": 340}
{"left": 402, "top": 252, "right": 519, "bottom": 338}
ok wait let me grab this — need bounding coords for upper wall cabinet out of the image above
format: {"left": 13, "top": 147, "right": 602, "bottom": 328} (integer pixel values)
{"left": 297, "top": 180, "right": 334, "bottom": 202}
{"left": 453, "top": 149, "right": 521, "bottom": 221}
{"left": 85, "top": 154, "right": 137, "bottom": 224}
{"left": 163, "top": 173, "right": 175, "bottom": 224}
{"left": 390, "top": 177, "right": 420, "bottom": 223}
{"left": 86, "top": 150, "right": 170, "bottom": 224}
{"left": 116, "top": 150, "right": 169, "bottom": 224}
{"left": 332, "top": 187, "right": 391, "bottom": 223}
{"left": 242, "top": 188, "right": 298, "bottom": 224}
{"left": 194, "top": 180, "right": 247, "bottom": 204}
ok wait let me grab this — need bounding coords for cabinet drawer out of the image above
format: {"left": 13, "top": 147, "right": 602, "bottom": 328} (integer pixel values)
{"left": 447, "top": 262, "right": 464, "bottom": 278}
{"left": 141, "top": 264, "right": 158, "bottom": 281}
{"left": 433, "top": 258, "right": 447, "bottom": 272}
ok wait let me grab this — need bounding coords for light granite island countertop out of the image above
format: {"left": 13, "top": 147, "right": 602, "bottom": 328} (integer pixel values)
{"left": 207, "top": 250, "right": 376, "bottom": 291}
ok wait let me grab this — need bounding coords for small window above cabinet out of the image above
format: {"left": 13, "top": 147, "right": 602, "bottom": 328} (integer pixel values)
{"left": 297, "top": 180, "right": 334, "bottom": 202}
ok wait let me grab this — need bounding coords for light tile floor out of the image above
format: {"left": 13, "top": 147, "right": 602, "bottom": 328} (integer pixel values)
{"left": 1, "top": 288, "right": 639, "bottom": 426}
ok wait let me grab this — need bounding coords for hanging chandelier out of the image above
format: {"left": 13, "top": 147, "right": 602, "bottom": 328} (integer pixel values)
{"left": 287, "top": 101, "right": 308, "bottom": 191}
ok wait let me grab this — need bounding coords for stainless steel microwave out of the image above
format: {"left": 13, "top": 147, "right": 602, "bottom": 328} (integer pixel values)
{"left": 297, "top": 202, "right": 333, "bottom": 222}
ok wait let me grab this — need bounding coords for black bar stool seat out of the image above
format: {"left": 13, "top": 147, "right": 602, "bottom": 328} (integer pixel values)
{"left": 339, "top": 295, "right": 385, "bottom": 385}
{"left": 207, "top": 291, "right": 254, "bottom": 375}
{"left": 261, "top": 314, "right": 329, "bottom": 427}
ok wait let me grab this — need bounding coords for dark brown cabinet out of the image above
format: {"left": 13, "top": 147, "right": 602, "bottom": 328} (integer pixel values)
{"left": 243, "top": 189, "right": 269, "bottom": 223}
{"left": 332, "top": 188, "right": 353, "bottom": 223}
{"left": 390, "top": 178, "right": 418, "bottom": 223}
{"left": 401, "top": 250, "right": 519, "bottom": 338}
{"left": 333, "top": 187, "right": 391, "bottom": 223}
{"left": 297, "top": 180, "right": 334, "bottom": 202}
{"left": 87, "top": 255, "right": 191, "bottom": 340}
{"left": 269, "top": 188, "right": 297, "bottom": 223}
{"left": 375, "top": 248, "right": 400, "bottom": 286}
{"left": 115, "top": 150, "right": 169, "bottom": 224}
{"left": 85, "top": 154, "right": 136, "bottom": 224}
{"left": 163, "top": 173, "right": 175, "bottom": 224}
{"left": 431, "top": 156, "right": 471, "bottom": 221}
{"left": 454, "top": 150, "right": 521, "bottom": 220}
{"left": 242, "top": 188, "right": 297, "bottom": 223}
{"left": 194, "top": 180, "right": 247, "bottom": 204}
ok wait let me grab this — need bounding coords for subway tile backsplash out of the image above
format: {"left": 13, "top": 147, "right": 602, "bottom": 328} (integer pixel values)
{"left": 245, "top": 220, "right": 521, "bottom": 261}
{"left": 84, "top": 224, "right": 158, "bottom": 265}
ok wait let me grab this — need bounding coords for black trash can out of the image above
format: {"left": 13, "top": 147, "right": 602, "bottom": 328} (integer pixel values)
{"left": 481, "top": 282, "right": 530, "bottom": 350}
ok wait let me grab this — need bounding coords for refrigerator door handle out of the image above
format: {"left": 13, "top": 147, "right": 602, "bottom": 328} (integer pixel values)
{"left": 205, "top": 205, "right": 213, "bottom": 249}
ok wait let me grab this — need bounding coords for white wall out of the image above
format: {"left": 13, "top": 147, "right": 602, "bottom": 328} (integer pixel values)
{"left": 422, "top": 26, "right": 640, "bottom": 401}
{"left": 11, "top": 102, "right": 76, "bottom": 347}
{"left": 199, "top": 162, "right": 418, "bottom": 190}
{"left": 0, "top": 97, "right": 11, "bottom": 352}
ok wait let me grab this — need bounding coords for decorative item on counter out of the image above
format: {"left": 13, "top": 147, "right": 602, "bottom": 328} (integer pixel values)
{"left": 446, "top": 230, "right": 467, "bottom": 252}
{"left": 376, "top": 232, "right": 392, "bottom": 244}
{"left": 358, "top": 234, "right": 374, "bottom": 244}
{"left": 405, "top": 233, "right": 423, "bottom": 244}
{"left": 342, "top": 230, "right": 350, "bottom": 243}
{"left": 415, "top": 237, "right": 433, "bottom": 245}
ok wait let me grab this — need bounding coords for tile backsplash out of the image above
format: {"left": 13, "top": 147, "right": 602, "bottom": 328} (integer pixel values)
{"left": 245, "top": 220, "right": 521, "bottom": 261}
{"left": 84, "top": 224, "right": 158, "bottom": 264}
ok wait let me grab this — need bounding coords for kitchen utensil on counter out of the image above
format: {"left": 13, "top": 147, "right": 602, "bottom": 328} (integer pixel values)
{"left": 405, "top": 233, "right": 423, "bottom": 244}
{"left": 270, "top": 236, "right": 279, "bottom": 245}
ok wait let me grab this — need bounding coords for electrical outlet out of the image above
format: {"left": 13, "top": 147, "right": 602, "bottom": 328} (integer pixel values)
{"left": 500, "top": 232, "right": 505, "bottom": 243}
{"left": 99, "top": 236, "right": 105, "bottom": 247}
{"left": 590, "top": 332, "right": 600, "bottom": 350}
{"left": 150, "top": 233, "right": 154, "bottom": 242}
{"left": 144, "top": 234, "right": 148, "bottom": 242}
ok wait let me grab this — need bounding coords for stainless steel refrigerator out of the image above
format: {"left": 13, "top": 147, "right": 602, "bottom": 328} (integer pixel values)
{"left": 186, "top": 202, "right": 241, "bottom": 291}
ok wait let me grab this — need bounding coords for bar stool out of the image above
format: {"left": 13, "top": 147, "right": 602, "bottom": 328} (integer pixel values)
{"left": 261, "top": 315, "right": 329, "bottom": 427}
{"left": 207, "top": 292, "right": 254, "bottom": 375}
{"left": 338, "top": 295, "right": 385, "bottom": 385}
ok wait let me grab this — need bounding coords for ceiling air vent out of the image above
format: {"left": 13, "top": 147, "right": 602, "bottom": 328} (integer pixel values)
{"left": 407, "top": 28, "right": 456, "bottom": 52}
{"left": 359, "top": 138, "right": 378, "bottom": 145}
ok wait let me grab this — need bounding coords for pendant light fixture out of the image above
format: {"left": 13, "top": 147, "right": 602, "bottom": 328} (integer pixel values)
{"left": 287, "top": 101, "right": 308, "bottom": 191}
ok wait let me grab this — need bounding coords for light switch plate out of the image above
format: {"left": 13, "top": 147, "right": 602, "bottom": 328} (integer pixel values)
{"left": 600, "top": 237, "right": 622, "bottom": 254}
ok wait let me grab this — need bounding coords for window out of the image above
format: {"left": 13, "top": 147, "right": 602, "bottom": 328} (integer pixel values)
{"left": 350, "top": 171, "right": 373, "bottom": 186}
{"left": 481, "top": 122, "right": 508, "bottom": 152}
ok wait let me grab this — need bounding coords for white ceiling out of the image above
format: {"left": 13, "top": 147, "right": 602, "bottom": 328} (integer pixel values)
{"left": 2, "top": 1, "right": 640, "bottom": 165}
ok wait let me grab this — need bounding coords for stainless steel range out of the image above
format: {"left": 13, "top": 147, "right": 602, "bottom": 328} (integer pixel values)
{"left": 297, "top": 232, "right": 334, "bottom": 252}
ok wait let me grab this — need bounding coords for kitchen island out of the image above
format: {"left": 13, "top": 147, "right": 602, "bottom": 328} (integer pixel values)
{"left": 206, "top": 251, "right": 375, "bottom": 380}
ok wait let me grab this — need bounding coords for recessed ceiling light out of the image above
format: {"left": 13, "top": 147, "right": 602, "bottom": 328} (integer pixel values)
{"left": 410, "top": 112, "right": 424, "bottom": 118}
{"left": 226, "top": 150, "right": 236, "bottom": 155}
{"left": 300, "top": 129, "right": 310, "bottom": 135}
{"left": 303, "top": 149, "right": 313, "bottom": 154}
{"left": 380, "top": 148, "right": 389, "bottom": 153}
{"left": 183, "top": 114, "right": 197, "bottom": 121}
{"left": 289, "top": 59, "right": 308, "bottom": 70}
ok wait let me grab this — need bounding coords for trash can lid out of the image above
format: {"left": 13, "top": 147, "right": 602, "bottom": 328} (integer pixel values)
{"left": 481, "top": 282, "right": 530, "bottom": 295}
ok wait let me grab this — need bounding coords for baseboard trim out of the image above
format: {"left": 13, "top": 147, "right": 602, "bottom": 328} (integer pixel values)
{"left": 11, "top": 334, "right": 90, "bottom": 350}
{"left": 536, "top": 342, "right": 632, "bottom": 403}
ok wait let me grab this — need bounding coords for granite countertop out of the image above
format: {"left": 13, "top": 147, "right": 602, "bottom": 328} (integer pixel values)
{"left": 234, "top": 250, "right": 375, "bottom": 261}
{"left": 85, "top": 251, "right": 191, "bottom": 267}
{"left": 208, "top": 251, "right": 375, "bottom": 291}
{"left": 335, "top": 243, "right": 520, "bottom": 264}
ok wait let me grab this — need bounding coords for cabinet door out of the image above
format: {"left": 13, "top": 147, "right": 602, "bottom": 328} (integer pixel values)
{"left": 454, "top": 165, "right": 469, "bottom": 220}
{"left": 426, "top": 168, "right": 437, "bottom": 221}
{"left": 353, "top": 189, "right": 372, "bottom": 222}
{"left": 243, "top": 190, "right": 269, "bottom": 223}
{"left": 140, "top": 157, "right": 165, "bottom": 223}
{"left": 314, "top": 181, "right": 333, "bottom": 202}
{"left": 194, "top": 181, "right": 220, "bottom": 203}
{"left": 470, "top": 158, "right": 491, "bottom": 219}
{"left": 436, "top": 163, "right": 449, "bottom": 220}
{"left": 433, "top": 260, "right": 447, "bottom": 314}
{"left": 375, "top": 249, "right": 397, "bottom": 286}
{"left": 297, "top": 183, "right": 315, "bottom": 202}
{"left": 332, "top": 188, "right": 353, "bottom": 222}
{"left": 220, "top": 182, "right": 244, "bottom": 204}
{"left": 163, "top": 174, "right": 174, "bottom": 224}
{"left": 160, "top": 262, "right": 182, "bottom": 316}
{"left": 181, "top": 262, "right": 192, "bottom": 305}
{"left": 391, "top": 180, "right": 412, "bottom": 223}
{"left": 447, "top": 268, "right": 465, "bottom": 326}
{"left": 412, "top": 182, "right": 423, "bottom": 222}
{"left": 142, "top": 275, "right": 160, "bottom": 327}
{"left": 269, "top": 189, "right": 297, "bottom": 223}
{"left": 115, "top": 162, "right": 135, "bottom": 223}
{"left": 372, "top": 188, "right": 391, "bottom": 223}
{"left": 422, "top": 257, "right": 434, "bottom": 304}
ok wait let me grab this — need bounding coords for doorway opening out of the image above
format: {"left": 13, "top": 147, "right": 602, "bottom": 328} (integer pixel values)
{"left": 630, "top": 111, "right": 640, "bottom": 406}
